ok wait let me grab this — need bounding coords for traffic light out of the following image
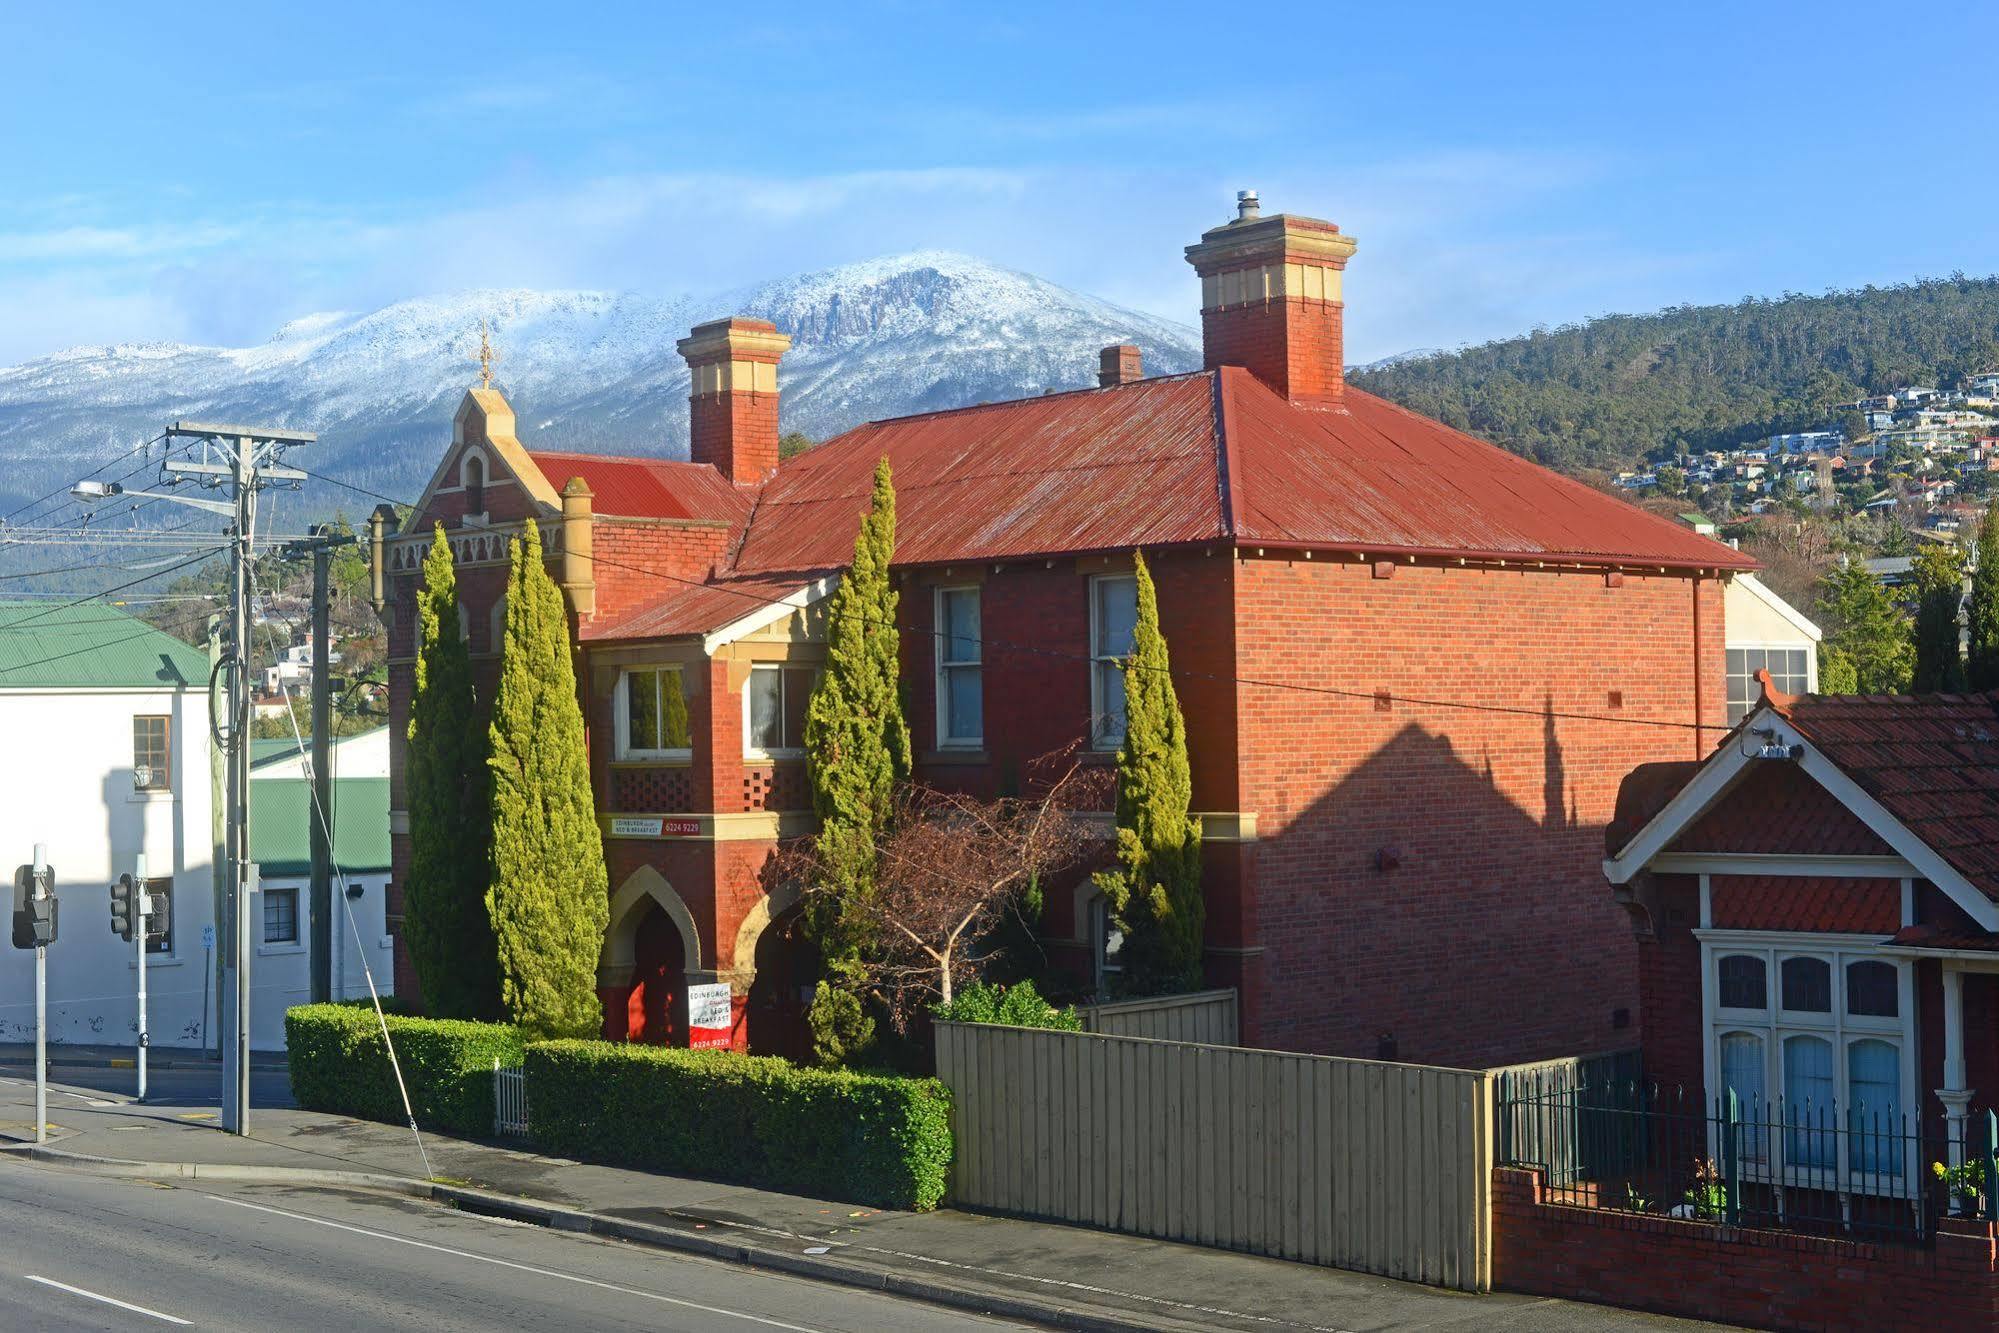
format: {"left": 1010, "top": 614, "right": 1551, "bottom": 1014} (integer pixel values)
{"left": 111, "top": 874, "right": 136, "bottom": 942}
{"left": 12, "top": 864, "right": 55, "bottom": 949}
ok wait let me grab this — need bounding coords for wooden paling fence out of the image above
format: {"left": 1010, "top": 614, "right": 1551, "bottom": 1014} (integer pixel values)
{"left": 1079, "top": 988, "right": 1239, "bottom": 1044}
{"left": 934, "top": 1020, "right": 1495, "bottom": 1291}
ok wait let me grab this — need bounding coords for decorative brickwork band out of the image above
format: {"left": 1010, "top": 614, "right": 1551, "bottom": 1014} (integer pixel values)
{"left": 1185, "top": 200, "right": 1357, "bottom": 405}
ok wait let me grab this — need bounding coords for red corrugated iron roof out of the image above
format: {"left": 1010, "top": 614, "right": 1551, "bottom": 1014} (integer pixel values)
{"left": 1774, "top": 690, "right": 1999, "bottom": 901}
{"left": 732, "top": 373, "right": 1227, "bottom": 574}
{"left": 527, "top": 450, "right": 752, "bottom": 525}
{"left": 578, "top": 573, "right": 821, "bottom": 643}
{"left": 727, "top": 369, "right": 1753, "bottom": 576}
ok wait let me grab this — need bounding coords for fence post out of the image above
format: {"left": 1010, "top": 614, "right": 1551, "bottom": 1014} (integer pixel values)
{"left": 1722, "top": 1090, "right": 1741, "bottom": 1227}
{"left": 1985, "top": 1110, "right": 1997, "bottom": 1223}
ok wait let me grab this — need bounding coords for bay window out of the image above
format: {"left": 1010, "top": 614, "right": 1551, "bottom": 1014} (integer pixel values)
{"left": 1702, "top": 933, "right": 1913, "bottom": 1189}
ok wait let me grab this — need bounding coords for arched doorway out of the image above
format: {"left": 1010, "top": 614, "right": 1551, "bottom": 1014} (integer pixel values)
{"left": 745, "top": 909, "right": 817, "bottom": 1061}
{"left": 626, "top": 902, "right": 686, "bottom": 1044}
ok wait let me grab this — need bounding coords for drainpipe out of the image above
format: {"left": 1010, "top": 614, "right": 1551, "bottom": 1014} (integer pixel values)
{"left": 1691, "top": 573, "right": 1706, "bottom": 757}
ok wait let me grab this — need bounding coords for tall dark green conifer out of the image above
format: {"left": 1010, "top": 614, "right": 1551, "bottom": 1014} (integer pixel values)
{"left": 1817, "top": 560, "right": 1913, "bottom": 694}
{"left": 486, "top": 522, "right": 609, "bottom": 1039}
{"left": 404, "top": 525, "right": 498, "bottom": 1018}
{"left": 1968, "top": 501, "right": 1999, "bottom": 692}
{"left": 800, "top": 458, "right": 909, "bottom": 1061}
{"left": 1092, "top": 553, "right": 1203, "bottom": 993}
{"left": 1912, "top": 544, "right": 1968, "bottom": 693}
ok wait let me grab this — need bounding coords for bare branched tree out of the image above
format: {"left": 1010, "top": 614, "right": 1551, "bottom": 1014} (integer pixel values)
{"left": 773, "top": 752, "right": 1106, "bottom": 1029}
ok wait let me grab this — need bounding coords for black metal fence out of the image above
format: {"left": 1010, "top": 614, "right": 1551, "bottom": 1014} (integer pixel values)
{"left": 1497, "top": 1077, "right": 1998, "bottom": 1246}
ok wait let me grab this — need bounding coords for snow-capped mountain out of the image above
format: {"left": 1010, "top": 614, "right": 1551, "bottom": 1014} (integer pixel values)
{"left": 0, "top": 252, "right": 1201, "bottom": 518}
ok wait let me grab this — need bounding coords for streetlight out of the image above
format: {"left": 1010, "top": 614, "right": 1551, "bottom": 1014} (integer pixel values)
{"left": 71, "top": 480, "right": 235, "bottom": 517}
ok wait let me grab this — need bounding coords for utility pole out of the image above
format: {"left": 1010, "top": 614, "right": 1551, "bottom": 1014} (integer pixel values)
{"left": 159, "top": 422, "right": 313, "bottom": 1136}
{"left": 74, "top": 423, "right": 313, "bottom": 1135}
{"left": 284, "top": 525, "right": 356, "bottom": 1006}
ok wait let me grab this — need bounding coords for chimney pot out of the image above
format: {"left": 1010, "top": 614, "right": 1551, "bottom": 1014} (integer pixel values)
{"left": 1098, "top": 343, "right": 1143, "bottom": 388}
{"left": 676, "top": 316, "right": 792, "bottom": 484}
{"left": 1185, "top": 199, "right": 1357, "bottom": 404}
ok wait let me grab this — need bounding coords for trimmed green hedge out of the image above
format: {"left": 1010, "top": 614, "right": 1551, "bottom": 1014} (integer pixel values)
{"left": 524, "top": 1040, "right": 952, "bottom": 1211}
{"left": 932, "top": 979, "right": 1082, "bottom": 1031}
{"left": 286, "top": 1003, "right": 523, "bottom": 1138}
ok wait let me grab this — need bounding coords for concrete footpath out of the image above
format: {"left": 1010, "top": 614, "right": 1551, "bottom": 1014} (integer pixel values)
{"left": 0, "top": 1065, "right": 1713, "bottom": 1333}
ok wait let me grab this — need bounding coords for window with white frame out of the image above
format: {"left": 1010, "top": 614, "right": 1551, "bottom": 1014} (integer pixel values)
{"left": 744, "top": 664, "right": 814, "bottom": 757}
{"left": 264, "top": 887, "right": 299, "bottom": 945}
{"left": 133, "top": 715, "right": 172, "bottom": 791}
{"left": 1089, "top": 574, "right": 1138, "bottom": 749}
{"left": 1726, "top": 645, "right": 1810, "bottom": 724}
{"left": 1705, "top": 936, "right": 1912, "bottom": 1185}
{"left": 934, "top": 586, "right": 982, "bottom": 747}
{"left": 617, "top": 666, "right": 693, "bottom": 759}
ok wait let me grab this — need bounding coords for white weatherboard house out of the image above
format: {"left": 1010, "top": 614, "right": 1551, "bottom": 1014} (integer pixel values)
{"left": 0, "top": 602, "right": 391, "bottom": 1050}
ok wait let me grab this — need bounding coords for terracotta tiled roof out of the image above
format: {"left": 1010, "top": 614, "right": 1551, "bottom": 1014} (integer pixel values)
{"left": 527, "top": 450, "right": 752, "bottom": 524}
{"left": 1774, "top": 690, "right": 1999, "bottom": 901}
{"left": 1887, "top": 923, "right": 1999, "bottom": 952}
{"left": 727, "top": 369, "right": 1754, "bottom": 577}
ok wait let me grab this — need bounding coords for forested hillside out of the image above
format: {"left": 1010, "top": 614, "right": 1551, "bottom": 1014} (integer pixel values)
{"left": 1350, "top": 276, "right": 1999, "bottom": 472}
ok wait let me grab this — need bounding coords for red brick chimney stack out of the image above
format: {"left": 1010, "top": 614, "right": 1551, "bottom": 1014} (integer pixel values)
{"left": 1098, "top": 344, "right": 1143, "bottom": 388}
{"left": 1184, "top": 190, "right": 1357, "bottom": 405}
{"left": 675, "top": 316, "right": 793, "bottom": 485}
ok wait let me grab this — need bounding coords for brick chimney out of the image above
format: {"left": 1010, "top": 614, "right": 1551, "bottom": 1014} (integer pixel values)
{"left": 1184, "top": 190, "right": 1357, "bottom": 405}
{"left": 675, "top": 317, "right": 792, "bottom": 484}
{"left": 1098, "top": 344, "right": 1143, "bottom": 388}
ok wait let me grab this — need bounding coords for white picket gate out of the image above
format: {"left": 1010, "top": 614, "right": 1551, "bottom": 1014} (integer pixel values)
{"left": 492, "top": 1059, "right": 529, "bottom": 1137}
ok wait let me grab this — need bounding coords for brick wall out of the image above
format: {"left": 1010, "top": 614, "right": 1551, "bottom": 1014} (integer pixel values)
{"left": 589, "top": 520, "right": 735, "bottom": 624}
{"left": 690, "top": 391, "right": 779, "bottom": 485}
{"left": 1493, "top": 1166, "right": 1999, "bottom": 1330}
{"left": 1202, "top": 296, "right": 1344, "bottom": 403}
{"left": 1231, "top": 556, "right": 1722, "bottom": 1065}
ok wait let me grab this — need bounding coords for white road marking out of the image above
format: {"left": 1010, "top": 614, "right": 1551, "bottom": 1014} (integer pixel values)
{"left": 54, "top": 1092, "right": 115, "bottom": 1108}
{"left": 23, "top": 1274, "right": 192, "bottom": 1324}
{"left": 209, "top": 1195, "right": 831, "bottom": 1332}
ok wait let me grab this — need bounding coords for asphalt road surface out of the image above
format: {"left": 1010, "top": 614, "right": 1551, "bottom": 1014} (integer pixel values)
{"left": 0, "top": 1059, "right": 295, "bottom": 1110}
{"left": 0, "top": 1162, "right": 1034, "bottom": 1331}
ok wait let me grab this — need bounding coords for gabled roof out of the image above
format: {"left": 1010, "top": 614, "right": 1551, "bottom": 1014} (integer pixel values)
{"left": 0, "top": 600, "right": 209, "bottom": 690}
{"left": 1773, "top": 689, "right": 1999, "bottom": 900}
{"left": 579, "top": 573, "right": 830, "bottom": 644}
{"left": 726, "top": 369, "right": 1753, "bottom": 577}
{"left": 1605, "top": 676, "right": 1999, "bottom": 928}
{"left": 527, "top": 450, "right": 753, "bottom": 525}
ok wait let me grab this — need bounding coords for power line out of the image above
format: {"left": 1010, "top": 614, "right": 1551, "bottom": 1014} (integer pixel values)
{"left": 297, "top": 463, "right": 1713, "bottom": 735}
{"left": 0, "top": 551, "right": 217, "bottom": 635}
{"left": 0, "top": 432, "right": 164, "bottom": 529}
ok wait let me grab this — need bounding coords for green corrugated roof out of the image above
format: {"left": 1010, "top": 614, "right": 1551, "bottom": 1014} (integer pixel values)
{"left": 0, "top": 600, "right": 209, "bottom": 690}
{"left": 249, "top": 778, "right": 391, "bottom": 877}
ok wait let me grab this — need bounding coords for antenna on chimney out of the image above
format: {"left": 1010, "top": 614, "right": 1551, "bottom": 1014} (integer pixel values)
{"left": 1236, "top": 189, "right": 1260, "bottom": 221}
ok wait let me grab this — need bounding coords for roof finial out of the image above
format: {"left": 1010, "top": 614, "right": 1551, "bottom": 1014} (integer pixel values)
{"left": 477, "top": 318, "right": 497, "bottom": 390}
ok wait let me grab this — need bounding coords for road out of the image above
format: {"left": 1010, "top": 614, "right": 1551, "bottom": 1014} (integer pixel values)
{"left": 0, "top": 1059, "right": 295, "bottom": 1110}
{"left": 0, "top": 1162, "right": 1033, "bottom": 1331}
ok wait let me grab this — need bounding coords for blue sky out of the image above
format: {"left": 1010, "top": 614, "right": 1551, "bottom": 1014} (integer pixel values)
{"left": 6, "top": 1, "right": 1997, "bottom": 366}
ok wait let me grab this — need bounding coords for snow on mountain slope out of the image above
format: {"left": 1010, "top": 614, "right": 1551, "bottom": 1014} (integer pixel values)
{"left": 0, "top": 253, "right": 1201, "bottom": 517}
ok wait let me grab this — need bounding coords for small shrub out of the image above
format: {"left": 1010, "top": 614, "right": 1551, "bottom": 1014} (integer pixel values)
{"left": 524, "top": 1040, "right": 952, "bottom": 1211}
{"left": 286, "top": 1003, "right": 522, "bottom": 1138}
{"left": 933, "top": 978, "right": 1082, "bottom": 1031}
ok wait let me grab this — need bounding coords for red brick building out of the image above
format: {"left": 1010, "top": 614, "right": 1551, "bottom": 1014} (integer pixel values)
{"left": 379, "top": 196, "right": 1752, "bottom": 1065}
{"left": 1606, "top": 676, "right": 1999, "bottom": 1168}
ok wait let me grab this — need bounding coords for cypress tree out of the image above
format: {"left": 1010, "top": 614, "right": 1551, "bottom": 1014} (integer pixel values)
{"left": 486, "top": 522, "right": 609, "bottom": 1039}
{"left": 1093, "top": 552, "right": 1204, "bottom": 993}
{"left": 1912, "top": 544, "right": 1968, "bottom": 693}
{"left": 404, "top": 525, "right": 498, "bottom": 1018}
{"left": 1969, "top": 500, "right": 1999, "bottom": 691}
{"left": 800, "top": 458, "right": 910, "bottom": 1060}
